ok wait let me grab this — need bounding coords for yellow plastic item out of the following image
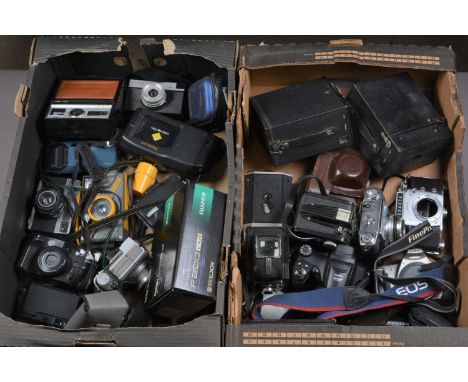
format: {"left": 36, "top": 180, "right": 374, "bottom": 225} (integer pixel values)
{"left": 133, "top": 162, "right": 158, "bottom": 197}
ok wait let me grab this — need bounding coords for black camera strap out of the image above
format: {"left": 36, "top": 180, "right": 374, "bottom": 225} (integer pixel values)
{"left": 282, "top": 175, "right": 327, "bottom": 242}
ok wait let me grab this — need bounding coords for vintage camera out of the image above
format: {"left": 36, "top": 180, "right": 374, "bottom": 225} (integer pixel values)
{"left": 291, "top": 191, "right": 357, "bottom": 244}
{"left": 348, "top": 73, "right": 453, "bottom": 177}
{"left": 83, "top": 170, "right": 129, "bottom": 244}
{"left": 125, "top": 79, "right": 186, "bottom": 115}
{"left": 358, "top": 188, "right": 405, "bottom": 255}
{"left": 28, "top": 177, "right": 81, "bottom": 236}
{"left": 94, "top": 238, "right": 150, "bottom": 291}
{"left": 16, "top": 234, "right": 96, "bottom": 291}
{"left": 42, "top": 142, "right": 117, "bottom": 175}
{"left": 243, "top": 172, "right": 292, "bottom": 291}
{"left": 44, "top": 79, "right": 125, "bottom": 141}
{"left": 120, "top": 108, "right": 225, "bottom": 179}
{"left": 395, "top": 176, "right": 447, "bottom": 252}
{"left": 290, "top": 242, "right": 365, "bottom": 290}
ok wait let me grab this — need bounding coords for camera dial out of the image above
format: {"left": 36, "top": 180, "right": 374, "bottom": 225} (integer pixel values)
{"left": 37, "top": 246, "right": 68, "bottom": 276}
{"left": 141, "top": 83, "right": 167, "bottom": 109}
{"left": 34, "top": 189, "right": 64, "bottom": 217}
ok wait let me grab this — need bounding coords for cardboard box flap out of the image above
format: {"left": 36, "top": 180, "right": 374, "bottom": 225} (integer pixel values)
{"left": 239, "top": 41, "right": 456, "bottom": 71}
{"left": 140, "top": 38, "right": 238, "bottom": 92}
{"left": 31, "top": 36, "right": 127, "bottom": 66}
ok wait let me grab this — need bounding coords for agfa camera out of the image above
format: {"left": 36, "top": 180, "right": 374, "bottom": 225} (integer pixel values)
{"left": 396, "top": 176, "right": 447, "bottom": 252}
{"left": 358, "top": 188, "right": 405, "bottom": 255}
{"left": 16, "top": 234, "right": 96, "bottom": 291}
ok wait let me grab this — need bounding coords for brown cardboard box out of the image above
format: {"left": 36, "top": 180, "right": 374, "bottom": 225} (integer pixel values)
{"left": 0, "top": 36, "right": 237, "bottom": 346}
{"left": 227, "top": 40, "right": 468, "bottom": 346}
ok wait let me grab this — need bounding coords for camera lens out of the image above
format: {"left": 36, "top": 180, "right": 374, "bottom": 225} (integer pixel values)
{"left": 416, "top": 198, "right": 438, "bottom": 218}
{"left": 37, "top": 247, "right": 68, "bottom": 276}
{"left": 34, "top": 189, "right": 64, "bottom": 217}
{"left": 141, "top": 83, "right": 166, "bottom": 108}
{"left": 88, "top": 196, "right": 116, "bottom": 222}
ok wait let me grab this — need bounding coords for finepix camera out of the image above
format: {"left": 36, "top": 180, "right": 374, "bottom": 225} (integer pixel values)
{"left": 395, "top": 176, "right": 447, "bottom": 252}
{"left": 17, "top": 234, "right": 96, "bottom": 291}
{"left": 83, "top": 170, "right": 129, "bottom": 244}
{"left": 94, "top": 237, "right": 150, "bottom": 291}
{"left": 243, "top": 172, "right": 292, "bottom": 291}
{"left": 358, "top": 188, "right": 405, "bottom": 255}
{"left": 290, "top": 242, "right": 366, "bottom": 290}
{"left": 125, "top": 79, "right": 185, "bottom": 115}
{"left": 28, "top": 177, "right": 81, "bottom": 236}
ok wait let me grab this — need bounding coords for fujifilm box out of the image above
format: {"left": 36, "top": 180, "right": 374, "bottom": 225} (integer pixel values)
{"left": 145, "top": 182, "right": 226, "bottom": 323}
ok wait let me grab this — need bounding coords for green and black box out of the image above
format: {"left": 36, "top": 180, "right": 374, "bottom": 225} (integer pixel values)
{"left": 144, "top": 182, "right": 226, "bottom": 323}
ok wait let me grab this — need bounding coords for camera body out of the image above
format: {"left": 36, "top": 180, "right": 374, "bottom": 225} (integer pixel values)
{"left": 28, "top": 177, "right": 80, "bottom": 237}
{"left": 17, "top": 234, "right": 96, "bottom": 291}
{"left": 125, "top": 79, "right": 185, "bottom": 115}
{"left": 243, "top": 172, "right": 292, "bottom": 291}
{"left": 290, "top": 243, "right": 358, "bottom": 290}
{"left": 94, "top": 238, "right": 150, "bottom": 291}
{"left": 292, "top": 192, "right": 357, "bottom": 244}
{"left": 44, "top": 79, "right": 125, "bottom": 141}
{"left": 42, "top": 142, "right": 117, "bottom": 175}
{"left": 358, "top": 188, "right": 405, "bottom": 254}
{"left": 395, "top": 176, "right": 446, "bottom": 252}
{"left": 83, "top": 170, "right": 129, "bottom": 244}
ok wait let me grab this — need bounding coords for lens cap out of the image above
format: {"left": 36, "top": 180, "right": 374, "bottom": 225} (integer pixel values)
{"left": 37, "top": 246, "right": 68, "bottom": 276}
{"left": 34, "top": 189, "right": 64, "bottom": 217}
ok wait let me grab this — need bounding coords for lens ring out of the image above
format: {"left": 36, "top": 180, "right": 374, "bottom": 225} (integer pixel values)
{"left": 34, "top": 189, "right": 64, "bottom": 217}
{"left": 88, "top": 195, "right": 116, "bottom": 222}
{"left": 141, "top": 83, "right": 166, "bottom": 108}
{"left": 37, "top": 247, "right": 68, "bottom": 275}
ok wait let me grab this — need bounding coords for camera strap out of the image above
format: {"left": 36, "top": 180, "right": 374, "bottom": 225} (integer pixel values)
{"left": 252, "top": 265, "right": 448, "bottom": 320}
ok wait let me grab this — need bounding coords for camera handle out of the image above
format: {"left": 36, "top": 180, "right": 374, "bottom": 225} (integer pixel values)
{"left": 282, "top": 175, "right": 327, "bottom": 242}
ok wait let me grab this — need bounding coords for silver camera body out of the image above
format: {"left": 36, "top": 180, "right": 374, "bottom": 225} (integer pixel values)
{"left": 94, "top": 237, "right": 149, "bottom": 291}
{"left": 125, "top": 79, "right": 185, "bottom": 115}
{"left": 376, "top": 248, "right": 431, "bottom": 293}
{"left": 358, "top": 188, "right": 405, "bottom": 255}
{"left": 396, "top": 176, "right": 447, "bottom": 252}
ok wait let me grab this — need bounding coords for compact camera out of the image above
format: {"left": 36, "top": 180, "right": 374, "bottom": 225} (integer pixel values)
{"left": 395, "top": 176, "right": 447, "bottom": 252}
{"left": 290, "top": 242, "right": 365, "bottom": 290}
{"left": 125, "top": 79, "right": 185, "bottom": 115}
{"left": 243, "top": 172, "right": 292, "bottom": 292}
{"left": 44, "top": 79, "right": 125, "bottom": 141}
{"left": 94, "top": 238, "right": 150, "bottom": 291}
{"left": 358, "top": 188, "right": 405, "bottom": 255}
{"left": 28, "top": 177, "right": 80, "bottom": 237}
{"left": 83, "top": 170, "right": 129, "bottom": 244}
{"left": 291, "top": 191, "right": 357, "bottom": 244}
{"left": 42, "top": 142, "right": 117, "bottom": 175}
{"left": 16, "top": 234, "right": 96, "bottom": 291}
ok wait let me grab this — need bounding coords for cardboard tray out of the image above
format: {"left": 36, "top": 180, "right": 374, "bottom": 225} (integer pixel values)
{"left": 0, "top": 36, "right": 237, "bottom": 346}
{"left": 226, "top": 39, "right": 468, "bottom": 347}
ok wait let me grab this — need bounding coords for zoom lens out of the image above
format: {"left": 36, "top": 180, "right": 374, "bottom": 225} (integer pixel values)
{"left": 88, "top": 196, "right": 116, "bottom": 222}
{"left": 34, "top": 189, "right": 64, "bottom": 217}
{"left": 141, "top": 83, "right": 166, "bottom": 108}
{"left": 37, "top": 247, "right": 68, "bottom": 276}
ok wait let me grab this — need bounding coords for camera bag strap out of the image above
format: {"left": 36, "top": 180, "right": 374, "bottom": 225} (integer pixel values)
{"left": 252, "top": 222, "right": 458, "bottom": 320}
